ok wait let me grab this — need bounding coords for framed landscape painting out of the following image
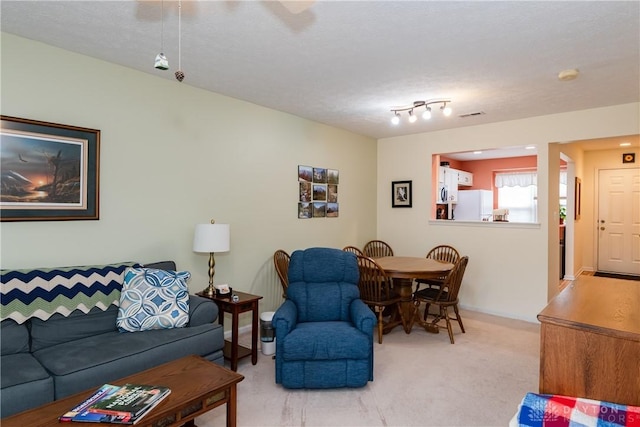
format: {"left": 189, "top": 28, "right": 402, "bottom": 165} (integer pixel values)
{"left": 0, "top": 116, "right": 100, "bottom": 221}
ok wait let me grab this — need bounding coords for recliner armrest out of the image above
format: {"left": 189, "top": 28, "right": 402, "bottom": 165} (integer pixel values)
{"left": 350, "top": 299, "right": 377, "bottom": 335}
{"left": 273, "top": 300, "right": 298, "bottom": 338}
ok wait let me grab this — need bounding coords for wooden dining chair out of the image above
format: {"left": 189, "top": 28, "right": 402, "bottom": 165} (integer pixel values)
{"left": 343, "top": 246, "right": 364, "bottom": 257}
{"left": 356, "top": 255, "right": 406, "bottom": 344}
{"left": 362, "top": 240, "right": 394, "bottom": 258}
{"left": 414, "top": 245, "right": 460, "bottom": 293}
{"left": 413, "top": 256, "right": 469, "bottom": 344}
{"left": 273, "top": 249, "right": 291, "bottom": 298}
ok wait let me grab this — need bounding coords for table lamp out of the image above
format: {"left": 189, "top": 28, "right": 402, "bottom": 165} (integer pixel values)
{"left": 193, "top": 220, "right": 230, "bottom": 297}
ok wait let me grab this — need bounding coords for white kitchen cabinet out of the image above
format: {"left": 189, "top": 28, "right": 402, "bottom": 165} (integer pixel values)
{"left": 439, "top": 167, "right": 459, "bottom": 202}
{"left": 437, "top": 166, "right": 473, "bottom": 206}
{"left": 457, "top": 170, "right": 473, "bottom": 186}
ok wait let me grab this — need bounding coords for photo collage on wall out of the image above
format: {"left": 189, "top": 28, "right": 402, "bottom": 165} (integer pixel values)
{"left": 298, "top": 165, "right": 339, "bottom": 219}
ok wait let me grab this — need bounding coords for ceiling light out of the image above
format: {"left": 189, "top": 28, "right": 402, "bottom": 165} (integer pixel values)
{"left": 389, "top": 99, "right": 452, "bottom": 125}
{"left": 154, "top": 0, "right": 169, "bottom": 70}
{"left": 473, "top": 151, "right": 482, "bottom": 155}
{"left": 558, "top": 68, "right": 579, "bottom": 81}
{"left": 525, "top": 146, "right": 536, "bottom": 150}
{"left": 620, "top": 142, "right": 631, "bottom": 147}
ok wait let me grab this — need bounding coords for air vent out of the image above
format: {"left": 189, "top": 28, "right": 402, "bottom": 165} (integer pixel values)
{"left": 458, "top": 111, "right": 486, "bottom": 118}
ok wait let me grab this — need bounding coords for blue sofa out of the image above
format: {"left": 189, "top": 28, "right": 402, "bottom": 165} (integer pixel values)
{"left": 0, "top": 261, "right": 224, "bottom": 418}
{"left": 273, "top": 247, "right": 377, "bottom": 389}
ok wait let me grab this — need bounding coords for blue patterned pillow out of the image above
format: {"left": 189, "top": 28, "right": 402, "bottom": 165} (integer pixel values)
{"left": 116, "top": 267, "right": 190, "bottom": 332}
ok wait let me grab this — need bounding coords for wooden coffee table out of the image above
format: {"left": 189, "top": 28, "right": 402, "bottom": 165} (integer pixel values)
{"left": 1, "top": 355, "right": 244, "bottom": 427}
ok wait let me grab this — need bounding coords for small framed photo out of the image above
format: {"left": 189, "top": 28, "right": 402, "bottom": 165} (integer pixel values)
{"left": 298, "top": 202, "right": 312, "bottom": 219}
{"left": 298, "top": 165, "right": 313, "bottom": 182}
{"left": 313, "top": 184, "right": 326, "bottom": 201}
{"left": 392, "top": 180, "right": 412, "bottom": 208}
{"left": 312, "top": 202, "right": 326, "bottom": 218}
{"left": 1, "top": 116, "right": 100, "bottom": 221}
{"left": 326, "top": 202, "right": 339, "bottom": 218}
{"left": 327, "top": 184, "right": 338, "bottom": 202}
{"left": 327, "top": 169, "right": 339, "bottom": 185}
{"left": 299, "top": 182, "right": 311, "bottom": 202}
{"left": 313, "top": 167, "right": 327, "bottom": 183}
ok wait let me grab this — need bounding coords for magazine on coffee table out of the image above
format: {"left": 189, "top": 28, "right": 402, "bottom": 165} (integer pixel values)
{"left": 59, "top": 383, "right": 171, "bottom": 424}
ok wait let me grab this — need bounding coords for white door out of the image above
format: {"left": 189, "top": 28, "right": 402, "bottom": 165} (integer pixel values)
{"left": 597, "top": 168, "right": 640, "bottom": 275}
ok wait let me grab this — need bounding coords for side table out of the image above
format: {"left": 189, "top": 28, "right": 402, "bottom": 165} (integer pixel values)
{"left": 197, "top": 290, "right": 263, "bottom": 371}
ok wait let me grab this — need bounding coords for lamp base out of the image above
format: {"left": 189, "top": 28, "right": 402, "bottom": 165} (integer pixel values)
{"left": 201, "top": 284, "right": 216, "bottom": 298}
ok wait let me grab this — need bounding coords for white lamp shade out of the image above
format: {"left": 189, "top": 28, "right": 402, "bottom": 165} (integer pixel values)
{"left": 193, "top": 223, "right": 230, "bottom": 253}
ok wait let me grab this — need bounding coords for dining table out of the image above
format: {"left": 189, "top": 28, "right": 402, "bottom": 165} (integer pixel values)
{"left": 374, "top": 256, "right": 454, "bottom": 334}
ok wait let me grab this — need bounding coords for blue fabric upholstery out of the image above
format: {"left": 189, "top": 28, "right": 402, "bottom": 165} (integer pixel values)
{"left": 273, "top": 247, "right": 376, "bottom": 389}
{"left": 0, "top": 261, "right": 224, "bottom": 418}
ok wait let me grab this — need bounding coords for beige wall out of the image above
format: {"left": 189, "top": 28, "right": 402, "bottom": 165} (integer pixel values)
{"left": 0, "top": 34, "right": 378, "bottom": 314}
{"left": 581, "top": 146, "right": 640, "bottom": 271}
{"left": 2, "top": 33, "right": 639, "bottom": 324}
{"left": 377, "top": 103, "right": 639, "bottom": 321}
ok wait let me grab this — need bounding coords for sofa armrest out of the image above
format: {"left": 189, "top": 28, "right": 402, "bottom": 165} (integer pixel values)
{"left": 350, "top": 299, "right": 377, "bottom": 336}
{"left": 188, "top": 295, "right": 218, "bottom": 326}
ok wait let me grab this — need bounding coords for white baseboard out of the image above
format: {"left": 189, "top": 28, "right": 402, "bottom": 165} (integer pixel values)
{"left": 458, "top": 303, "right": 539, "bottom": 324}
{"left": 223, "top": 324, "right": 253, "bottom": 340}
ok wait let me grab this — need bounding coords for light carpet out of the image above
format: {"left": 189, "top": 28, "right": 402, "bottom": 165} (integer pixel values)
{"left": 197, "top": 309, "right": 540, "bottom": 427}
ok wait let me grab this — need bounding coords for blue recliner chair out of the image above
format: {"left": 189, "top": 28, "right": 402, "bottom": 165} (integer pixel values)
{"left": 273, "top": 247, "right": 377, "bottom": 389}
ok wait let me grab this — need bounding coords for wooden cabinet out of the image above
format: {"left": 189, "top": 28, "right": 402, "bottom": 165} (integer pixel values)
{"left": 537, "top": 277, "right": 640, "bottom": 406}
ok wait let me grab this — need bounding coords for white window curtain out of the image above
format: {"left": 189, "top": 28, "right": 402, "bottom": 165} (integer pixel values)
{"left": 496, "top": 171, "right": 538, "bottom": 222}
{"left": 495, "top": 171, "right": 537, "bottom": 188}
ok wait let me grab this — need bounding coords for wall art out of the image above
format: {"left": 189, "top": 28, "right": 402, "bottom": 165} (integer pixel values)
{"left": 392, "top": 180, "right": 412, "bottom": 208}
{"left": 1, "top": 116, "right": 100, "bottom": 221}
{"left": 298, "top": 165, "right": 339, "bottom": 218}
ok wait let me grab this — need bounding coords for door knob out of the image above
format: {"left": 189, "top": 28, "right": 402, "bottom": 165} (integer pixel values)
{"left": 600, "top": 220, "right": 605, "bottom": 223}
{"left": 600, "top": 227, "right": 605, "bottom": 230}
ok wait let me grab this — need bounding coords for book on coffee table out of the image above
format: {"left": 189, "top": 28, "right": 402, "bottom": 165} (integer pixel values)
{"left": 59, "top": 383, "right": 171, "bottom": 424}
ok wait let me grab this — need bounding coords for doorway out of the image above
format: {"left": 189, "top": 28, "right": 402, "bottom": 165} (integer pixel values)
{"left": 597, "top": 168, "right": 640, "bottom": 275}
{"left": 559, "top": 153, "right": 576, "bottom": 281}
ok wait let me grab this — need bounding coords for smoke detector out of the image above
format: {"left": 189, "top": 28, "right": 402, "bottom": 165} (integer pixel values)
{"left": 558, "top": 69, "right": 579, "bottom": 81}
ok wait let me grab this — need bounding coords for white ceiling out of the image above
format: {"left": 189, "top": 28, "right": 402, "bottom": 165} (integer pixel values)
{"left": 1, "top": 1, "right": 639, "bottom": 141}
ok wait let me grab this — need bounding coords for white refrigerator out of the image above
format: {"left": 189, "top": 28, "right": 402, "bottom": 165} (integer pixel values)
{"left": 454, "top": 190, "right": 493, "bottom": 221}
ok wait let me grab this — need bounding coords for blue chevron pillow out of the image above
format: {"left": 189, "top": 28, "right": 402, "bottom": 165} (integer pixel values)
{"left": 116, "top": 267, "right": 190, "bottom": 332}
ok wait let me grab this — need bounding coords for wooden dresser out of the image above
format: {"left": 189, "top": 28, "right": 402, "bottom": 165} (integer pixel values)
{"left": 537, "top": 275, "right": 640, "bottom": 406}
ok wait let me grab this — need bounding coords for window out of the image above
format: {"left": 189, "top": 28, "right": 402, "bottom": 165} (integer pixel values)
{"left": 559, "top": 170, "right": 567, "bottom": 209}
{"left": 496, "top": 171, "right": 537, "bottom": 223}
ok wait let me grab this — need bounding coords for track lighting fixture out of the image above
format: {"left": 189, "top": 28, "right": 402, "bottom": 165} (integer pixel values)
{"left": 390, "top": 100, "right": 452, "bottom": 125}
